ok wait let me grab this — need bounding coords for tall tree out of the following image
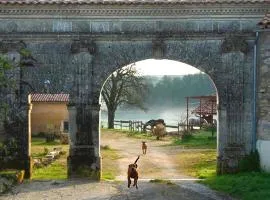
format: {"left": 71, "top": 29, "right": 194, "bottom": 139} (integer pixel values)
{"left": 101, "top": 64, "right": 148, "bottom": 129}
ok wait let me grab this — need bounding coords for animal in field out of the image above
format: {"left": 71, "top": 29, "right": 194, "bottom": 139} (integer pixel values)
{"left": 151, "top": 123, "right": 166, "bottom": 140}
{"left": 142, "top": 141, "right": 147, "bottom": 154}
{"left": 127, "top": 155, "right": 140, "bottom": 189}
{"left": 143, "top": 119, "right": 166, "bottom": 132}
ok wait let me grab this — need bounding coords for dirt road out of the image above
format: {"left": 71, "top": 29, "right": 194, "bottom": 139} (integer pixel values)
{"left": 1, "top": 130, "right": 235, "bottom": 200}
{"left": 100, "top": 130, "right": 191, "bottom": 180}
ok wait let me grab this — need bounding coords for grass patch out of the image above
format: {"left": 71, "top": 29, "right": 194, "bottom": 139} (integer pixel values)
{"left": 0, "top": 169, "right": 18, "bottom": 176}
{"left": 201, "top": 172, "right": 270, "bottom": 200}
{"left": 101, "top": 146, "right": 122, "bottom": 180}
{"left": 31, "top": 137, "right": 121, "bottom": 181}
{"left": 172, "top": 130, "right": 216, "bottom": 149}
{"left": 149, "top": 179, "right": 174, "bottom": 185}
{"left": 173, "top": 149, "right": 216, "bottom": 178}
{"left": 32, "top": 162, "right": 67, "bottom": 180}
{"left": 31, "top": 137, "right": 68, "bottom": 156}
{"left": 31, "top": 137, "right": 69, "bottom": 180}
{"left": 31, "top": 137, "right": 61, "bottom": 146}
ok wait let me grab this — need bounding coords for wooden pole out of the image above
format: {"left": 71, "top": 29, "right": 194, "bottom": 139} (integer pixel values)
{"left": 199, "top": 98, "right": 202, "bottom": 130}
{"left": 186, "top": 97, "right": 189, "bottom": 131}
{"left": 211, "top": 99, "right": 214, "bottom": 137}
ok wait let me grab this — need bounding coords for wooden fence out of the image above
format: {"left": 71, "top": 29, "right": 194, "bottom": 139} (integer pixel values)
{"left": 113, "top": 120, "right": 187, "bottom": 135}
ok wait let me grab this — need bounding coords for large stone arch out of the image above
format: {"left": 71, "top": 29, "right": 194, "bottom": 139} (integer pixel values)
{"left": 0, "top": 0, "right": 268, "bottom": 179}
{"left": 96, "top": 35, "right": 254, "bottom": 176}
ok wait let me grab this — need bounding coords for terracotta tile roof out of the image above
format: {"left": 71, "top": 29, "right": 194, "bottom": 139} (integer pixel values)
{"left": 31, "top": 93, "right": 69, "bottom": 102}
{"left": 0, "top": 0, "right": 268, "bottom": 5}
{"left": 191, "top": 97, "right": 217, "bottom": 115}
{"left": 258, "top": 12, "right": 270, "bottom": 29}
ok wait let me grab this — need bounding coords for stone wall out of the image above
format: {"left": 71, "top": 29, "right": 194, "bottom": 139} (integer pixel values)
{"left": 257, "top": 30, "right": 270, "bottom": 172}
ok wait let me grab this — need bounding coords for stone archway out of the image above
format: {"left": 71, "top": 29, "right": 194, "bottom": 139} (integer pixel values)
{"left": 95, "top": 36, "right": 253, "bottom": 178}
{"left": 0, "top": 0, "right": 267, "bottom": 179}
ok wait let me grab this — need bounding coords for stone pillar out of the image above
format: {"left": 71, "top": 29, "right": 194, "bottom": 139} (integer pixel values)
{"left": 67, "top": 105, "right": 77, "bottom": 146}
{"left": 217, "top": 46, "right": 248, "bottom": 174}
{"left": 67, "top": 103, "right": 101, "bottom": 180}
{"left": 256, "top": 30, "right": 270, "bottom": 172}
{"left": 67, "top": 40, "right": 101, "bottom": 179}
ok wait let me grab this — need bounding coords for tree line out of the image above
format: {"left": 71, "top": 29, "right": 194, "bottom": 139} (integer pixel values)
{"left": 101, "top": 64, "right": 215, "bottom": 128}
{"left": 145, "top": 73, "right": 216, "bottom": 107}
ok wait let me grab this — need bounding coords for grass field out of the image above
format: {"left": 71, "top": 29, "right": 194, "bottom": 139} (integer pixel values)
{"left": 31, "top": 137, "right": 122, "bottom": 180}
{"left": 201, "top": 172, "right": 270, "bottom": 200}
{"left": 31, "top": 137, "right": 68, "bottom": 180}
{"left": 172, "top": 130, "right": 217, "bottom": 149}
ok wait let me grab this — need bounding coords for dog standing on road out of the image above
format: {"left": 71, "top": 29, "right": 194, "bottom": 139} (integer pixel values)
{"left": 142, "top": 141, "right": 147, "bottom": 155}
{"left": 127, "top": 156, "right": 140, "bottom": 189}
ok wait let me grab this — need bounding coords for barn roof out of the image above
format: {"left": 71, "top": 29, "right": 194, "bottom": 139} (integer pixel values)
{"left": 0, "top": 0, "right": 268, "bottom": 5}
{"left": 31, "top": 93, "right": 69, "bottom": 102}
{"left": 190, "top": 95, "right": 217, "bottom": 115}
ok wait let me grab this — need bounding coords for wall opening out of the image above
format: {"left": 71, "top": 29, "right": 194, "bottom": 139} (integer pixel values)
{"left": 100, "top": 58, "right": 219, "bottom": 181}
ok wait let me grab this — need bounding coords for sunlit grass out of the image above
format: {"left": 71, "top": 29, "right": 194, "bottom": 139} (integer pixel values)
{"left": 201, "top": 172, "right": 270, "bottom": 200}
{"left": 31, "top": 137, "right": 69, "bottom": 157}
{"left": 31, "top": 137, "right": 68, "bottom": 180}
{"left": 172, "top": 130, "right": 216, "bottom": 149}
{"left": 101, "top": 145, "right": 122, "bottom": 180}
{"left": 32, "top": 162, "right": 67, "bottom": 180}
{"left": 173, "top": 149, "right": 216, "bottom": 178}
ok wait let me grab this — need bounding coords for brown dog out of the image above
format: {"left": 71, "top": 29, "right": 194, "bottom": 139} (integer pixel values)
{"left": 142, "top": 141, "right": 147, "bottom": 155}
{"left": 127, "top": 156, "right": 140, "bottom": 189}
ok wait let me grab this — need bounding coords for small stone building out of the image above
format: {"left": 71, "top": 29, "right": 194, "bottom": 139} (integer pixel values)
{"left": 30, "top": 94, "right": 69, "bottom": 136}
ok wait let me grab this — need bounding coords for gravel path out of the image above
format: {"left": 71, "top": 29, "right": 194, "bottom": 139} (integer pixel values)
{"left": 1, "top": 179, "right": 235, "bottom": 200}
{"left": 101, "top": 130, "right": 193, "bottom": 180}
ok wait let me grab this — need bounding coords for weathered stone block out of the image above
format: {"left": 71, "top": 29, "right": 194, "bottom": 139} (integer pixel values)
{"left": 218, "top": 21, "right": 241, "bottom": 33}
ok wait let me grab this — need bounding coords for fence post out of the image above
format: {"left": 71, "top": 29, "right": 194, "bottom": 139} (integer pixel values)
{"left": 178, "top": 123, "right": 180, "bottom": 135}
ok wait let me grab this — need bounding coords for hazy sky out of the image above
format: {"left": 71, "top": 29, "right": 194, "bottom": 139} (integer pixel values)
{"left": 135, "top": 59, "right": 201, "bottom": 76}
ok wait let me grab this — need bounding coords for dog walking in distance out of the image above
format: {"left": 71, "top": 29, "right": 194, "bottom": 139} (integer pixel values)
{"left": 142, "top": 141, "right": 147, "bottom": 155}
{"left": 127, "top": 155, "right": 140, "bottom": 189}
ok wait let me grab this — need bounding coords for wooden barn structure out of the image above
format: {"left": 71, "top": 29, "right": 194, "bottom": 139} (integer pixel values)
{"left": 185, "top": 95, "right": 217, "bottom": 129}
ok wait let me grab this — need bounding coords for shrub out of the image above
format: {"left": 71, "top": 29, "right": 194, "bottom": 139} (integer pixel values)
{"left": 43, "top": 147, "right": 49, "bottom": 155}
{"left": 59, "top": 151, "right": 67, "bottom": 156}
{"left": 0, "top": 137, "right": 20, "bottom": 168}
{"left": 181, "top": 130, "right": 193, "bottom": 141}
{"left": 60, "top": 134, "right": 69, "bottom": 144}
{"left": 37, "top": 132, "right": 46, "bottom": 137}
{"left": 45, "top": 132, "right": 61, "bottom": 143}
